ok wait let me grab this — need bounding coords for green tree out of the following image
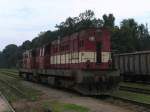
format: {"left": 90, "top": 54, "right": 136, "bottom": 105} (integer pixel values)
{"left": 2, "top": 44, "right": 18, "bottom": 68}
{"left": 1, "top": 10, "right": 150, "bottom": 68}
{"left": 0, "top": 52, "right": 5, "bottom": 67}
{"left": 103, "top": 14, "right": 115, "bottom": 28}
{"left": 111, "top": 19, "right": 150, "bottom": 52}
{"left": 138, "top": 24, "right": 150, "bottom": 50}
{"left": 21, "top": 40, "right": 32, "bottom": 50}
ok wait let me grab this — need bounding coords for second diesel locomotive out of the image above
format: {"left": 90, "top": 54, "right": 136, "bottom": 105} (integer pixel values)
{"left": 19, "top": 27, "right": 120, "bottom": 95}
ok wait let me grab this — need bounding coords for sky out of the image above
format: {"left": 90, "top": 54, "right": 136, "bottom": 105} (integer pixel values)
{"left": 0, "top": 0, "right": 150, "bottom": 51}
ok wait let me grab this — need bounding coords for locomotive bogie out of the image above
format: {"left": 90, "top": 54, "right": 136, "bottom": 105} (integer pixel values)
{"left": 20, "top": 69, "right": 120, "bottom": 95}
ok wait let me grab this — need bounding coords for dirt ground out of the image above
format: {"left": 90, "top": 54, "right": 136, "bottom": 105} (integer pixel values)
{"left": 13, "top": 81, "right": 141, "bottom": 112}
{"left": 0, "top": 97, "right": 11, "bottom": 112}
{"left": 0, "top": 98, "right": 7, "bottom": 112}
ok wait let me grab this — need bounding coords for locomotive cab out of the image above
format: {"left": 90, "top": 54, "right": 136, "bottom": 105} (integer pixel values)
{"left": 24, "top": 50, "right": 36, "bottom": 69}
{"left": 79, "top": 28, "right": 112, "bottom": 70}
{"left": 36, "top": 43, "right": 51, "bottom": 69}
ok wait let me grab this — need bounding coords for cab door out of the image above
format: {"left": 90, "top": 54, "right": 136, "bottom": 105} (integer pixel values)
{"left": 96, "top": 42, "right": 101, "bottom": 63}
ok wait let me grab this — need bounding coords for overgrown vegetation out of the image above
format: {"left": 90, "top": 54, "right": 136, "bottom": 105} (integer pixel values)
{"left": 120, "top": 82, "right": 150, "bottom": 91}
{"left": 0, "top": 10, "right": 150, "bottom": 68}
{"left": 42, "top": 101, "right": 90, "bottom": 112}
{"left": 0, "top": 69, "right": 42, "bottom": 102}
{"left": 112, "top": 90, "right": 150, "bottom": 104}
{"left": 0, "top": 69, "right": 91, "bottom": 112}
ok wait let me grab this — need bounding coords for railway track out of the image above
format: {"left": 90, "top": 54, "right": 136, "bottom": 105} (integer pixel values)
{"left": 119, "top": 86, "right": 150, "bottom": 95}
{"left": 0, "top": 69, "right": 18, "bottom": 73}
{"left": 110, "top": 82, "right": 150, "bottom": 108}
{"left": 119, "top": 82, "right": 150, "bottom": 94}
{"left": 0, "top": 78, "right": 27, "bottom": 98}
{"left": 0, "top": 72, "right": 23, "bottom": 112}
{"left": 1, "top": 69, "right": 150, "bottom": 109}
{"left": 0, "top": 71, "right": 33, "bottom": 101}
{"left": 0, "top": 71, "right": 20, "bottom": 79}
{"left": 110, "top": 94, "right": 150, "bottom": 108}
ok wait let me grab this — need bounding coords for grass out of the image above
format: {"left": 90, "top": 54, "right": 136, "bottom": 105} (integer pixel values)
{"left": 0, "top": 69, "right": 91, "bottom": 112}
{"left": 42, "top": 101, "right": 90, "bottom": 112}
{"left": 0, "top": 68, "right": 18, "bottom": 73}
{"left": 0, "top": 70, "right": 42, "bottom": 102}
{"left": 0, "top": 69, "right": 20, "bottom": 79}
{"left": 112, "top": 90, "right": 150, "bottom": 104}
{"left": 120, "top": 82, "right": 150, "bottom": 91}
{"left": 1, "top": 69, "right": 150, "bottom": 111}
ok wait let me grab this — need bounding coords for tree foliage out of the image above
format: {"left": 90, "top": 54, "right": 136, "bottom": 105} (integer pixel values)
{"left": 1, "top": 44, "right": 18, "bottom": 68}
{"left": 0, "top": 10, "right": 150, "bottom": 68}
{"left": 111, "top": 19, "right": 150, "bottom": 52}
{"left": 103, "top": 14, "right": 115, "bottom": 28}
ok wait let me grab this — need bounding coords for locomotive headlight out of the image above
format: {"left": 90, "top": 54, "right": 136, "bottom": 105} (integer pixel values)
{"left": 89, "top": 36, "right": 95, "bottom": 41}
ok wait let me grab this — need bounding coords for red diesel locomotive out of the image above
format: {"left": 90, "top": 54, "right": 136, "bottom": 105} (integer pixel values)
{"left": 20, "top": 27, "right": 120, "bottom": 95}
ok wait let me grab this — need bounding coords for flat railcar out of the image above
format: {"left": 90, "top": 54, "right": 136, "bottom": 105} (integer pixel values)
{"left": 20, "top": 27, "right": 120, "bottom": 95}
{"left": 114, "top": 51, "right": 150, "bottom": 82}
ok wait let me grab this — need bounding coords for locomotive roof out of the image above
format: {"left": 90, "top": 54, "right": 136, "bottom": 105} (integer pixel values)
{"left": 115, "top": 50, "right": 150, "bottom": 56}
{"left": 51, "top": 27, "right": 106, "bottom": 45}
{"left": 23, "top": 27, "right": 108, "bottom": 53}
